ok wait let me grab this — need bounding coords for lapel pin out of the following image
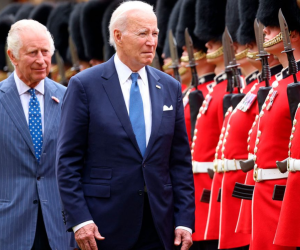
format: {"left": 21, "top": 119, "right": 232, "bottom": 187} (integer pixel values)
{"left": 51, "top": 96, "right": 60, "bottom": 103}
{"left": 156, "top": 85, "right": 161, "bottom": 89}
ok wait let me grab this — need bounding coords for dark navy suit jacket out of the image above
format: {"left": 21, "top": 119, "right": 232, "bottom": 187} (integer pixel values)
{"left": 56, "top": 56, "right": 195, "bottom": 250}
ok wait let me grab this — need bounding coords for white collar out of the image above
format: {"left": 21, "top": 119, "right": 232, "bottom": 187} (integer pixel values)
{"left": 14, "top": 71, "right": 44, "bottom": 96}
{"left": 114, "top": 53, "right": 148, "bottom": 85}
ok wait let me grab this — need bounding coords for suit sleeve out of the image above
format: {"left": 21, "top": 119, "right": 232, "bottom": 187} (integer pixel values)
{"left": 169, "top": 81, "right": 195, "bottom": 231}
{"left": 56, "top": 76, "right": 92, "bottom": 231}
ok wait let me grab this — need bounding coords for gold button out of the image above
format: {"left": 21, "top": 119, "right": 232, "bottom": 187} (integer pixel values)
{"left": 225, "top": 132, "right": 229, "bottom": 137}
{"left": 222, "top": 147, "right": 225, "bottom": 152}
{"left": 223, "top": 139, "right": 227, "bottom": 144}
{"left": 194, "top": 129, "right": 198, "bottom": 133}
{"left": 288, "top": 151, "right": 291, "bottom": 157}
{"left": 256, "top": 139, "right": 259, "bottom": 145}
{"left": 216, "top": 146, "right": 219, "bottom": 151}
{"left": 253, "top": 121, "right": 256, "bottom": 127}
{"left": 294, "top": 119, "right": 297, "bottom": 125}
{"left": 192, "top": 142, "right": 195, "bottom": 148}
{"left": 193, "top": 136, "right": 197, "bottom": 140}
{"left": 292, "top": 127, "right": 296, "bottom": 133}
{"left": 253, "top": 155, "right": 257, "bottom": 161}
{"left": 255, "top": 115, "right": 259, "bottom": 121}
{"left": 254, "top": 147, "right": 258, "bottom": 153}
{"left": 262, "top": 104, "right": 266, "bottom": 109}
{"left": 227, "top": 124, "right": 230, "bottom": 130}
{"left": 247, "top": 137, "right": 250, "bottom": 143}
{"left": 222, "top": 127, "right": 225, "bottom": 132}
{"left": 203, "top": 100, "right": 207, "bottom": 105}
{"left": 215, "top": 153, "right": 218, "bottom": 158}
{"left": 225, "top": 112, "right": 229, "bottom": 116}
{"left": 259, "top": 111, "right": 264, "bottom": 117}
{"left": 266, "top": 96, "right": 270, "bottom": 101}
{"left": 197, "top": 114, "right": 201, "bottom": 119}
{"left": 247, "top": 145, "right": 250, "bottom": 151}
{"left": 289, "top": 142, "right": 292, "bottom": 148}
{"left": 248, "top": 129, "right": 252, "bottom": 135}
{"left": 220, "top": 134, "right": 224, "bottom": 138}
{"left": 258, "top": 130, "right": 261, "bottom": 137}
{"left": 191, "top": 150, "right": 194, "bottom": 154}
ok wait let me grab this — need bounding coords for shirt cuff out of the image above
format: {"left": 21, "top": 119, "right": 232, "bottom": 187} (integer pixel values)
{"left": 175, "top": 226, "right": 192, "bottom": 234}
{"left": 72, "top": 220, "right": 94, "bottom": 233}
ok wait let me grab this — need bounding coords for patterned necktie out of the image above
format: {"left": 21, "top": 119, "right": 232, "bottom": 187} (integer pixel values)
{"left": 129, "top": 73, "right": 146, "bottom": 156}
{"left": 28, "top": 88, "right": 43, "bottom": 162}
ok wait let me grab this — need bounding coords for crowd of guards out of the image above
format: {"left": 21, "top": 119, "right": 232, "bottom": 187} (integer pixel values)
{"left": 1, "top": 0, "right": 300, "bottom": 249}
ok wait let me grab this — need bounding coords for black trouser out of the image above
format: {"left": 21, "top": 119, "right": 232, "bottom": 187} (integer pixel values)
{"left": 31, "top": 202, "right": 51, "bottom": 250}
{"left": 131, "top": 193, "right": 164, "bottom": 250}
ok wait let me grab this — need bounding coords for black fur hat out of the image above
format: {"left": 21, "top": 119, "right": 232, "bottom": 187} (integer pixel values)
{"left": 156, "top": 0, "right": 178, "bottom": 49}
{"left": 225, "top": 0, "right": 240, "bottom": 42}
{"left": 0, "top": 3, "right": 21, "bottom": 17}
{"left": 175, "top": 0, "right": 207, "bottom": 52}
{"left": 14, "top": 3, "right": 34, "bottom": 22}
{"left": 81, "top": 0, "right": 111, "bottom": 61}
{"left": 69, "top": 2, "right": 88, "bottom": 62}
{"left": 257, "top": 0, "right": 300, "bottom": 32}
{"left": 237, "top": 0, "right": 259, "bottom": 45}
{"left": 101, "top": 0, "right": 122, "bottom": 61}
{"left": 29, "top": 2, "right": 54, "bottom": 26}
{"left": 0, "top": 15, "right": 14, "bottom": 71}
{"left": 162, "top": 0, "right": 183, "bottom": 58}
{"left": 194, "top": 0, "right": 227, "bottom": 42}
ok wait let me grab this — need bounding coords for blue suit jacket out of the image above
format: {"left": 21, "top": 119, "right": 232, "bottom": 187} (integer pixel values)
{"left": 0, "top": 74, "right": 74, "bottom": 250}
{"left": 57, "top": 56, "right": 195, "bottom": 250}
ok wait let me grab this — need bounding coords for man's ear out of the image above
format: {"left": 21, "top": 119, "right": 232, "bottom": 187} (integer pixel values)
{"left": 291, "top": 30, "right": 300, "bottom": 42}
{"left": 114, "top": 29, "right": 123, "bottom": 47}
{"left": 7, "top": 49, "right": 18, "bottom": 66}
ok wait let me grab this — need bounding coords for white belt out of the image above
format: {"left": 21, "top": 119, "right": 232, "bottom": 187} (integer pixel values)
{"left": 223, "top": 159, "right": 246, "bottom": 172}
{"left": 288, "top": 158, "right": 300, "bottom": 172}
{"left": 192, "top": 161, "right": 214, "bottom": 173}
{"left": 253, "top": 167, "right": 289, "bottom": 182}
{"left": 213, "top": 159, "right": 223, "bottom": 173}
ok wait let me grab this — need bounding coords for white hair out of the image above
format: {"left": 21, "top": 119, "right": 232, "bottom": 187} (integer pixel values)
{"left": 7, "top": 19, "right": 55, "bottom": 59}
{"left": 109, "top": 1, "right": 155, "bottom": 49}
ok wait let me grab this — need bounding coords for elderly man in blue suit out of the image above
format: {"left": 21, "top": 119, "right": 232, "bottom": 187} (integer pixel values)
{"left": 0, "top": 20, "right": 75, "bottom": 249}
{"left": 56, "top": 1, "right": 195, "bottom": 250}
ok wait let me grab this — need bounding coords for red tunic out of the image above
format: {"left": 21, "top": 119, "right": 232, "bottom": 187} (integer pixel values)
{"left": 183, "top": 73, "right": 215, "bottom": 146}
{"left": 236, "top": 66, "right": 283, "bottom": 236}
{"left": 252, "top": 71, "right": 299, "bottom": 250}
{"left": 205, "top": 109, "right": 232, "bottom": 241}
{"left": 274, "top": 105, "right": 300, "bottom": 247}
{"left": 218, "top": 72, "right": 259, "bottom": 249}
{"left": 191, "top": 72, "right": 228, "bottom": 241}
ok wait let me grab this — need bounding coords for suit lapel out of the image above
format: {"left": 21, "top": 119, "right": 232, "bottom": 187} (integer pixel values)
{"left": 144, "top": 66, "right": 163, "bottom": 160}
{"left": 101, "top": 57, "right": 142, "bottom": 155}
{"left": 42, "top": 78, "right": 58, "bottom": 153}
{"left": 0, "top": 74, "right": 35, "bottom": 157}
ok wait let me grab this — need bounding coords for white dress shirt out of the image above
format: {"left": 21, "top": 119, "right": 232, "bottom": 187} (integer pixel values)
{"left": 73, "top": 54, "right": 192, "bottom": 235}
{"left": 14, "top": 71, "right": 45, "bottom": 133}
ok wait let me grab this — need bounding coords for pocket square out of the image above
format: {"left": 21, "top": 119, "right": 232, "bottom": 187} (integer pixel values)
{"left": 163, "top": 105, "right": 173, "bottom": 111}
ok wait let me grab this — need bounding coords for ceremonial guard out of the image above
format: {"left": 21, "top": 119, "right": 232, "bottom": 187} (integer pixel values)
{"left": 191, "top": 0, "right": 227, "bottom": 248}
{"left": 235, "top": 0, "right": 282, "bottom": 238}
{"left": 175, "top": 0, "right": 215, "bottom": 146}
{"left": 14, "top": 3, "right": 34, "bottom": 22}
{"left": 250, "top": 0, "right": 300, "bottom": 248}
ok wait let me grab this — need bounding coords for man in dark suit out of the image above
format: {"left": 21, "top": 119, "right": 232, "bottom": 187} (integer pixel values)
{"left": 56, "top": 1, "right": 195, "bottom": 250}
{"left": 0, "top": 19, "right": 74, "bottom": 249}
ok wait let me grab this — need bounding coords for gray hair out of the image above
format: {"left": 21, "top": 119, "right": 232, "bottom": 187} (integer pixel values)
{"left": 7, "top": 19, "right": 55, "bottom": 59}
{"left": 109, "top": 1, "right": 155, "bottom": 49}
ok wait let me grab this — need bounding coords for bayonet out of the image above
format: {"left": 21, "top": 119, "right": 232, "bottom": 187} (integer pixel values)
{"left": 222, "top": 29, "right": 233, "bottom": 92}
{"left": 55, "top": 51, "right": 68, "bottom": 86}
{"left": 69, "top": 36, "right": 81, "bottom": 73}
{"left": 168, "top": 29, "right": 181, "bottom": 82}
{"left": 279, "top": 8, "right": 298, "bottom": 83}
{"left": 185, "top": 28, "right": 199, "bottom": 87}
{"left": 255, "top": 19, "right": 271, "bottom": 87}
{"left": 151, "top": 52, "right": 161, "bottom": 70}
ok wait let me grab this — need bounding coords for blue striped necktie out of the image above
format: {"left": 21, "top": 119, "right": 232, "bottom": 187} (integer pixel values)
{"left": 129, "top": 73, "right": 146, "bottom": 156}
{"left": 28, "top": 88, "right": 43, "bottom": 162}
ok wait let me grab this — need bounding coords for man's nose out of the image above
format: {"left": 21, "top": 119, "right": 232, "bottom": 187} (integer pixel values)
{"left": 35, "top": 51, "right": 45, "bottom": 64}
{"left": 147, "top": 35, "right": 157, "bottom": 46}
{"left": 263, "top": 27, "right": 269, "bottom": 35}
